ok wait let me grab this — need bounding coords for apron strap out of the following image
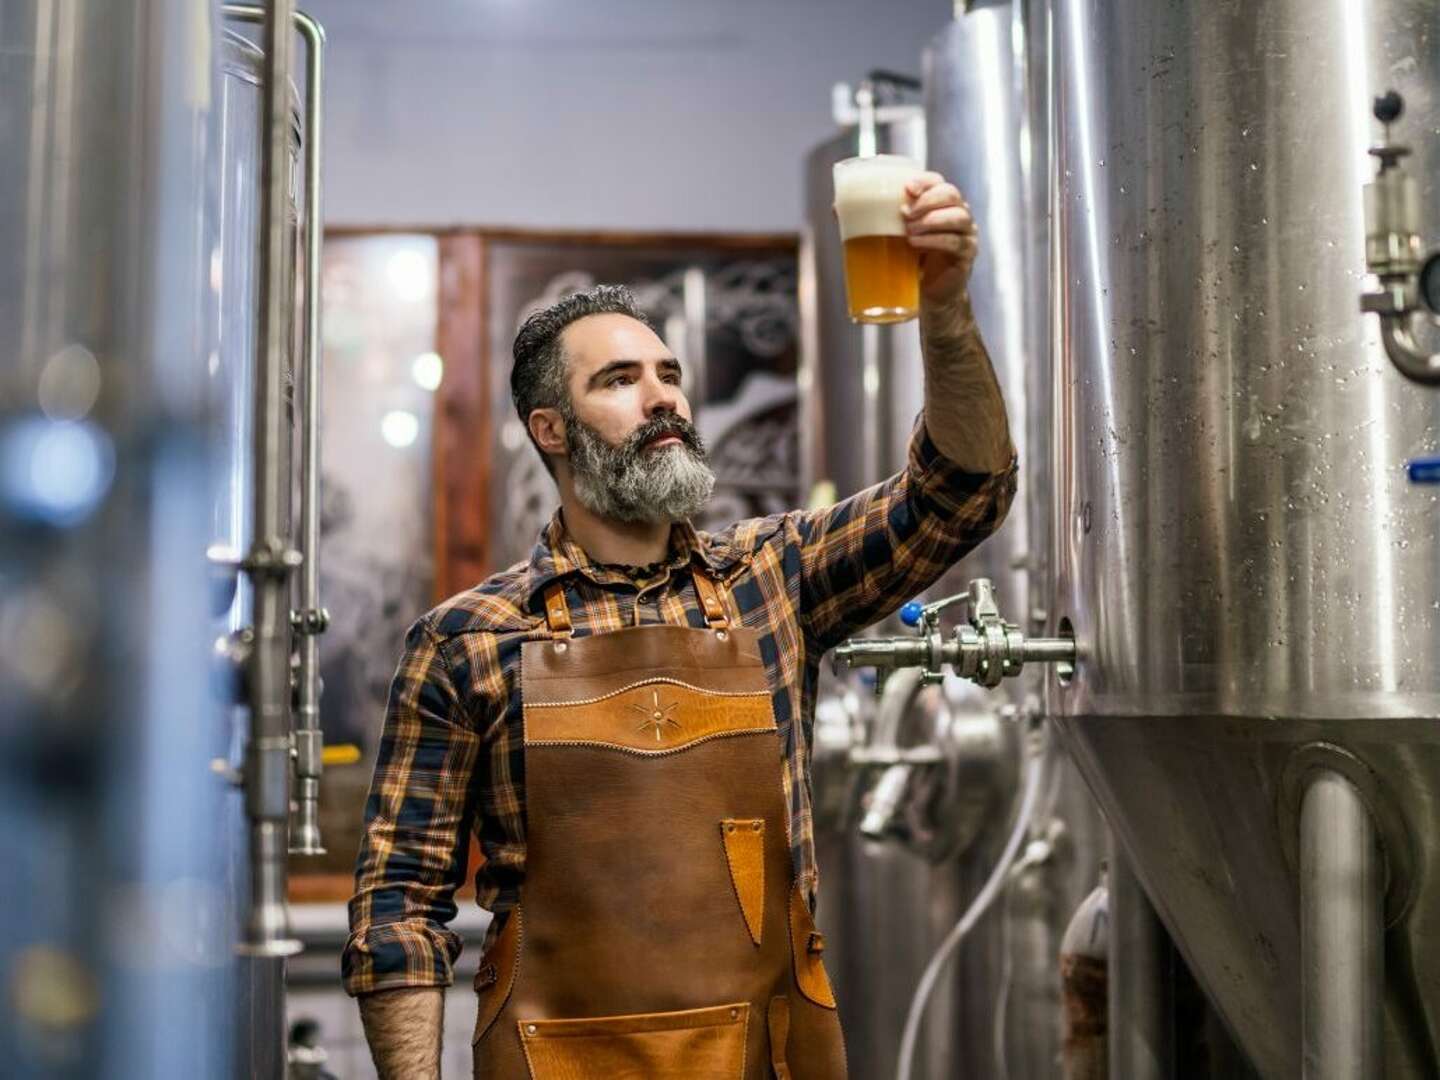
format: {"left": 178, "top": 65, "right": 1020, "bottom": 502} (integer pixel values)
{"left": 692, "top": 568, "right": 731, "bottom": 632}
{"left": 548, "top": 571, "right": 728, "bottom": 636}
{"left": 542, "top": 582, "right": 573, "bottom": 639}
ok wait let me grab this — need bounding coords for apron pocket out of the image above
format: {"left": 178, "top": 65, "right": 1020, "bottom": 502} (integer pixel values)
{"left": 517, "top": 1002, "right": 749, "bottom": 1079}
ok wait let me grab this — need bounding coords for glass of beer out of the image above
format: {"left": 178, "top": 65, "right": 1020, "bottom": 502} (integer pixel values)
{"left": 832, "top": 154, "right": 923, "bottom": 324}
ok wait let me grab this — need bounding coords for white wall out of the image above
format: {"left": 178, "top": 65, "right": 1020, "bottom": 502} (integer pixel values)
{"left": 303, "top": 0, "right": 952, "bottom": 233}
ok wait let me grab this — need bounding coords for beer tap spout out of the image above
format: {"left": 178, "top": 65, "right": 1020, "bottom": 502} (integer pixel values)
{"left": 833, "top": 578, "right": 1077, "bottom": 691}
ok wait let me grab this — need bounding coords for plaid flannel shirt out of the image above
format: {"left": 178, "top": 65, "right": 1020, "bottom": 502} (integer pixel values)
{"left": 343, "top": 423, "right": 1016, "bottom": 995}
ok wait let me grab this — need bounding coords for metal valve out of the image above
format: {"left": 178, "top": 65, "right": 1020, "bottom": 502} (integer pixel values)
{"left": 832, "top": 577, "right": 1076, "bottom": 693}
{"left": 1359, "top": 89, "right": 1440, "bottom": 384}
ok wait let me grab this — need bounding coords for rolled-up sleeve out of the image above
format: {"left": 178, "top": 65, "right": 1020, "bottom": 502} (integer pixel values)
{"left": 798, "top": 419, "right": 1018, "bottom": 651}
{"left": 342, "top": 617, "right": 482, "bottom": 996}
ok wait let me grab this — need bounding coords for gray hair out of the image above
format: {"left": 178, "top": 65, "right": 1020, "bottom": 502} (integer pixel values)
{"left": 510, "top": 285, "right": 651, "bottom": 471}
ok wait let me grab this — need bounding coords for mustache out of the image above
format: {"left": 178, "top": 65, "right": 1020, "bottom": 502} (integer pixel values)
{"left": 623, "top": 413, "right": 706, "bottom": 455}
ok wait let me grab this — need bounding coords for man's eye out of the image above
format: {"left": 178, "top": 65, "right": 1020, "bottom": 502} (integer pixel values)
{"left": 609, "top": 374, "right": 634, "bottom": 387}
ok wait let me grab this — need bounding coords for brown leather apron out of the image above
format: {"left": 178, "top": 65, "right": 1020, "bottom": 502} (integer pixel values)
{"left": 472, "top": 567, "right": 847, "bottom": 1079}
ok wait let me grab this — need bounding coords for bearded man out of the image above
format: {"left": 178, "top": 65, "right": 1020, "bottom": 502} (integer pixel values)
{"left": 344, "top": 171, "right": 1015, "bottom": 1079}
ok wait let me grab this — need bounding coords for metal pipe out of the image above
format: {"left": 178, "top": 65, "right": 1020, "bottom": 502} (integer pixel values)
{"left": 223, "top": 0, "right": 328, "bottom": 861}
{"left": 1300, "top": 770, "right": 1384, "bottom": 1078}
{"left": 1021, "top": 638, "right": 1077, "bottom": 664}
{"left": 1108, "top": 845, "right": 1173, "bottom": 1080}
{"left": 238, "top": 0, "right": 301, "bottom": 958}
{"left": 1378, "top": 314, "right": 1440, "bottom": 385}
{"left": 290, "top": 8, "right": 327, "bottom": 857}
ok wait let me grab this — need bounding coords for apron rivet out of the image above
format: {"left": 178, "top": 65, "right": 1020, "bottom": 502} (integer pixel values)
{"left": 730, "top": 1007, "right": 740, "bottom": 1020}
{"left": 716, "top": 630, "right": 728, "bottom": 641}
{"left": 526, "top": 1024, "right": 537, "bottom": 1035}
{"left": 554, "top": 641, "right": 568, "bottom": 653}
{"left": 726, "top": 823, "right": 735, "bottom": 833}
{"left": 752, "top": 821, "right": 762, "bottom": 831}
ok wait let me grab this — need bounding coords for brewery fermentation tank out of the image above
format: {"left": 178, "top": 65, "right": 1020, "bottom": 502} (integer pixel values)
{"left": 922, "top": 8, "right": 1108, "bottom": 1076}
{"left": 0, "top": 2, "right": 323, "bottom": 1073}
{"left": 1049, "top": 1, "right": 1440, "bottom": 1075}
{"left": 0, "top": 1, "right": 231, "bottom": 1075}
{"left": 804, "top": 90, "right": 962, "bottom": 1080}
{"left": 802, "top": 12, "right": 1104, "bottom": 1076}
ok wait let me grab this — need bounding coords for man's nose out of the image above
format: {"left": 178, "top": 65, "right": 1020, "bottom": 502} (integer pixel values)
{"left": 643, "top": 374, "right": 684, "bottom": 416}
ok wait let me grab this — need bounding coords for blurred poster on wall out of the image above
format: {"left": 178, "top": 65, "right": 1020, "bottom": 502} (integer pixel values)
{"left": 301, "top": 233, "right": 439, "bottom": 880}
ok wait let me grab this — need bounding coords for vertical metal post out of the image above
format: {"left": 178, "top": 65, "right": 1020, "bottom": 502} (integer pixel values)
{"left": 222, "top": 2, "right": 329, "bottom": 860}
{"left": 1300, "top": 771, "right": 1384, "bottom": 1079}
{"left": 289, "top": 9, "right": 328, "bottom": 857}
{"left": 238, "top": 0, "right": 301, "bottom": 958}
{"left": 1108, "top": 845, "right": 1173, "bottom": 1080}
{"left": 855, "top": 79, "right": 878, "bottom": 158}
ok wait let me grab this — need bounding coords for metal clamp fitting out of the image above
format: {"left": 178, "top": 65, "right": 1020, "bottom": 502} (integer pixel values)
{"left": 242, "top": 539, "right": 303, "bottom": 578}
{"left": 290, "top": 606, "right": 331, "bottom": 635}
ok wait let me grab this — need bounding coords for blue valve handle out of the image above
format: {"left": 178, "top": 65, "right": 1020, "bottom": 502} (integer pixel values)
{"left": 899, "top": 600, "right": 925, "bottom": 627}
{"left": 1407, "top": 456, "right": 1440, "bottom": 484}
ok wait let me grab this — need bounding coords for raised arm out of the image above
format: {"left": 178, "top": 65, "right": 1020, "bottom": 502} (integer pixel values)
{"left": 800, "top": 171, "right": 1016, "bottom": 650}
{"left": 907, "top": 170, "right": 1012, "bottom": 474}
{"left": 344, "top": 617, "right": 483, "bottom": 1078}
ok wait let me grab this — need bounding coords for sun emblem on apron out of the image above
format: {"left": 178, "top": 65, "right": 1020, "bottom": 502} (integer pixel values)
{"left": 630, "top": 687, "right": 682, "bottom": 742}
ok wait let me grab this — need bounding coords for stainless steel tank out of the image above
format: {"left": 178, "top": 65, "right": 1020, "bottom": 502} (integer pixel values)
{"left": 923, "top": 8, "right": 1109, "bottom": 1076}
{"left": 1048, "top": 1, "right": 1440, "bottom": 1075}
{"left": 803, "top": 13, "right": 1105, "bottom": 1074}
{"left": 0, "top": 1, "right": 231, "bottom": 1076}
{"left": 803, "top": 94, "right": 962, "bottom": 1080}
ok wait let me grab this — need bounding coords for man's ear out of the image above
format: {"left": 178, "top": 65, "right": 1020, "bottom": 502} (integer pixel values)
{"left": 528, "top": 407, "right": 567, "bottom": 458}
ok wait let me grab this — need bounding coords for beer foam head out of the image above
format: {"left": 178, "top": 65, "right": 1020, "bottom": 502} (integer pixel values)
{"left": 832, "top": 154, "right": 922, "bottom": 242}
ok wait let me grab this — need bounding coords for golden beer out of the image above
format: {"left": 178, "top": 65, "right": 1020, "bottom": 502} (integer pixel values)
{"left": 832, "top": 154, "right": 923, "bottom": 324}
{"left": 841, "top": 235, "right": 920, "bottom": 324}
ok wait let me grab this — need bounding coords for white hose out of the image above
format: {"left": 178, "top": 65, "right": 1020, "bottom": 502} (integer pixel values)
{"left": 894, "top": 730, "right": 1050, "bottom": 1080}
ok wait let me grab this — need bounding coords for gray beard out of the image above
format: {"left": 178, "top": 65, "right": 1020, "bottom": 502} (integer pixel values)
{"left": 565, "top": 411, "right": 716, "bottom": 525}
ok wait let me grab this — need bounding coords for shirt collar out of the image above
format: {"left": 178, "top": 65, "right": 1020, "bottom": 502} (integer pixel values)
{"left": 523, "top": 508, "right": 745, "bottom": 614}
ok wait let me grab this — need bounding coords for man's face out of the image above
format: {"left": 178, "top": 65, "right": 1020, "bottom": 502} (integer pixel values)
{"left": 544, "top": 313, "right": 715, "bottom": 524}
{"left": 560, "top": 313, "right": 693, "bottom": 443}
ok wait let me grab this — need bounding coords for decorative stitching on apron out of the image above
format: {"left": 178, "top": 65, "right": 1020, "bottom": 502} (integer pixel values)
{"left": 522, "top": 728, "right": 777, "bottom": 758}
{"left": 523, "top": 678, "right": 773, "bottom": 708}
